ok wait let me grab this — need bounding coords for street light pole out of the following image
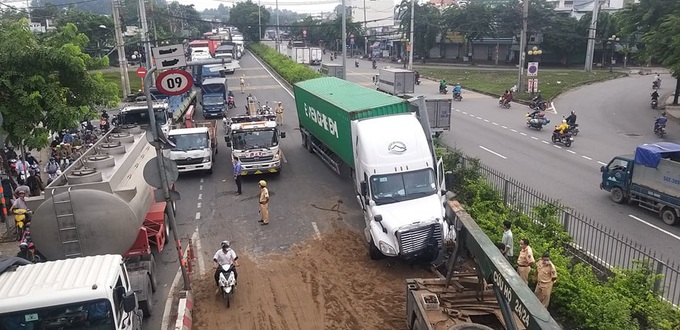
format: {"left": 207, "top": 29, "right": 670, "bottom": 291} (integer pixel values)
{"left": 138, "top": 0, "right": 152, "bottom": 71}
{"left": 364, "top": 0, "right": 367, "bottom": 56}
{"left": 608, "top": 34, "right": 619, "bottom": 73}
{"left": 408, "top": 0, "right": 415, "bottom": 70}
{"left": 275, "top": 0, "right": 280, "bottom": 52}
{"left": 516, "top": 0, "right": 529, "bottom": 93}
{"left": 110, "top": 0, "right": 130, "bottom": 98}
{"left": 258, "top": 0, "right": 262, "bottom": 41}
{"left": 342, "top": 0, "right": 347, "bottom": 80}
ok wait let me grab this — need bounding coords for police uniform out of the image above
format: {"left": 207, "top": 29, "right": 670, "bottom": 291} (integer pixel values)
{"left": 534, "top": 260, "right": 557, "bottom": 307}
{"left": 275, "top": 103, "right": 284, "bottom": 126}
{"left": 517, "top": 245, "right": 535, "bottom": 283}
{"left": 259, "top": 181, "right": 270, "bottom": 224}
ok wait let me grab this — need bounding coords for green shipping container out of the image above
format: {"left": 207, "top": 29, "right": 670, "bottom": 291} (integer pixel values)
{"left": 294, "top": 77, "right": 410, "bottom": 166}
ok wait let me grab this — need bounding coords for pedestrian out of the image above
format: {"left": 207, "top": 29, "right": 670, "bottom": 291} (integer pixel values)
{"left": 258, "top": 180, "right": 269, "bottom": 226}
{"left": 233, "top": 157, "right": 242, "bottom": 195}
{"left": 534, "top": 252, "right": 558, "bottom": 307}
{"left": 516, "top": 238, "right": 535, "bottom": 283}
{"left": 275, "top": 102, "right": 284, "bottom": 126}
{"left": 240, "top": 75, "right": 245, "bottom": 94}
{"left": 501, "top": 220, "right": 513, "bottom": 259}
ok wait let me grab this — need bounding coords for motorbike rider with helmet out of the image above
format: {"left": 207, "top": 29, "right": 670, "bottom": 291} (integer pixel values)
{"left": 452, "top": 83, "right": 462, "bottom": 98}
{"left": 651, "top": 90, "right": 660, "bottom": 102}
{"left": 565, "top": 111, "right": 577, "bottom": 126}
{"left": 655, "top": 112, "right": 668, "bottom": 133}
{"left": 213, "top": 240, "right": 239, "bottom": 287}
{"left": 439, "top": 79, "right": 447, "bottom": 93}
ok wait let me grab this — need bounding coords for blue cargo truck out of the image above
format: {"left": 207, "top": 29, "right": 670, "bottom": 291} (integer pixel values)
{"left": 600, "top": 142, "right": 680, "bottom": 226}
{"left": 200, "top": 77, "right": 228, "bottom": 119}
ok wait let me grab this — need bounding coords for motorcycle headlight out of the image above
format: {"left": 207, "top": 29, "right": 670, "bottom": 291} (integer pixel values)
{"left": 378, "top": 241, "right": 397, "bottom": 256}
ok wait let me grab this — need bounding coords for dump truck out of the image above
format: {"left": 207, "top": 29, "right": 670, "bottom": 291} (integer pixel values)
{"left": 294, "top": 77, "right": 452, "bottom": 261}
{"left": 376, "top": 68, "right": 415, "bottom": 96}
{"left": 0, "top": 255, "right": 144, "bottom": 330}
{"left": 600, "top": 142, "right": 680, "bottom": 226}
{"left": 200, "top": 77, "right": 228, "bottom": 119}
{"left": 406, "top": 199, "right": 562, "bottom": 330}
{"left": 23, "top": 126, "right": 173, "bottom": 318}
{"left": 224, "top": 113, "right": 286, "bottom": 175}
{"left": 166, "top": 106, "right": 218, "bottom": 174}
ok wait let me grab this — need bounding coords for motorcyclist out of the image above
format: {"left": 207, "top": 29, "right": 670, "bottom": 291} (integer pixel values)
{"left": 651, "top": 90, "right": 659, "bottom": 101}
{"left": 655, "top": 112, "right": 668, "bottom": 132}
{"left": 213, "top": 240, "right": 239, "bottom": 287}
{"left": 553, "top": 119, "right": 569, "bottom": 138}
{"left": 5, "top": 147, "right": 17, "bottom": 160}
{"left": 228, "top": 90, "right": 235, "bottom": 98}
{"left": 653, "top": 73, "right": 661, "bottom": 88}
{"left": 372, "top": 59, "right": 377, "bottom": 69}
{"left": 355, "top": 58, "right": 359, "bottom": 67}
{"left": 565, "top": 111, "right": 577, "bottom": 126}
{"left": 532, "top": 94, "right": 544, "bottom": 110}
{"left": 452, "top": 83, "right": 462, "bottom": 97}
{"left": 25, "top": 152, "right": 38, "bottom": 167}
{"left": 502, "top": 90, "right": 513, "bottom": 106}
{"left": 414, "top": 71, "right": 420, "bottom": 84}
{"left": 439, "top": 79, "right": 447, "bottom": 93}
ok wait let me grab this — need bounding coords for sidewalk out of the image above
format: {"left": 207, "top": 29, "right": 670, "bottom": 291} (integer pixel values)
{"left": 662, "top": 93, "right": 680, "bottom": 122}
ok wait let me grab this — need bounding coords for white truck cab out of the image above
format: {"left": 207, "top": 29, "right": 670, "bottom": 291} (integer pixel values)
{"left": 0, "top": 255, "right": 143, "bottom": 330}
{"left": 116, "top": 103, "right": 171, "bottom": 136}
{"left": 225, "top": 116, "right": 286, "bottom": 175}
{"left": 353, "top": 114, "right": 450, "bottom": 260}
{"left": 165, "top": 126, "right": 214, "bottom": 174}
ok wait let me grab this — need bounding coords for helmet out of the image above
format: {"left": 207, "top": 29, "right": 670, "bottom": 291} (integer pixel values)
{"left": 662, "top": 112, "right": 667, "bottom": 116}
{"left": 221, "top": 240, "right": 230, "bottom": 249}
{"left": 562, "top": 119, "right": 567, "bottom": 123}
{"left": 259, "top": 180, "right": 267, "bottom": 187}
{"left": 571, "top": 111, "right": 575, "bottom": 115}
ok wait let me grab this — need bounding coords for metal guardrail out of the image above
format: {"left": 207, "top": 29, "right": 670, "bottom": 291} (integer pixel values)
{"left": 449, "top": 150, "right": 680, "bottom": 305}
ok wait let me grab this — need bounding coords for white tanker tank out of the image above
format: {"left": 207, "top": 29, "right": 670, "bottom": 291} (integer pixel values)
{"left": 28, "top": 125, "right": 164, "bottom": 260}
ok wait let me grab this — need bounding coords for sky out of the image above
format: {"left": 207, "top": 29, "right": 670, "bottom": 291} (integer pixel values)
{"left": 178, "top": 0, "right": 405, "bottom": 14}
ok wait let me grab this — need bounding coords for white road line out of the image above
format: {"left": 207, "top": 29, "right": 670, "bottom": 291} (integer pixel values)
{"left": 629, "top": 215, "right": 680, "bottom": 241}
{"left": 493, "top": 122, "right": 499, "bottom": 126}
{"left": 511, "top": 129, "right": 518, "bottom": 133}
{"left": 567, "top": 150, "right": 576, "bottom": 154}
{"left": 249, "top": 50, "right": 295, "bottom": 97}
{"left": 311, "top": 222, "right": 321, "bottom": 240}
{"left": 462, "top": 111, "right": 468, "bottom": 115}
{"left": 531, "top": 136, "right": 538, "bottom": 140}
{"left": 160, "top": 239, "right": 189, "bottom": 330}
{"left": 520, "top": 132, "right": 527, "bottom": 136}
{"left": 193, "top": 227, "right": 206, "bottom": 275}
{"left": 542, "top": 141, "right": 549, "bottom": 144}
{"left": 476, "top": 116, "right": 483, "bottom": 120}
{"left": 479, "top": 145, "right": 507, "bottom": 159}
{"left": 199, "top": 185, "right": 203, "bottom": 191}
{"left": 550, "top": 102, "right": 558, "bottom": 114}
{"left": 469, "top": 114, "right": 475, "bottom": 117}
{"left": 197, "top": 193, "right": 202, "bottom": 200}
{"left": 195, "top": 212, "right": 201, "bottom": 220}
{"left": 484, "top": 119, "right": 490, "bottom": 123}
{"left": 197, "top": 202, "right": 202, "bottom": 209}
{"left": 598, "top": 161, "right": 607, "bottom": 166}
{"left": 200, "top": 178, "right": 204, "bottom": 183}
{"left": 553, "top": 145, "right": 562, "bottom": 149}
{"left": 501, "top": 125, "right": 508, "bottom": 129}
{"left": 455, "top": 109, "right": 461, "bottom": 112}
{"left": 582, "top": 155, "right": 593, "bottom": 160}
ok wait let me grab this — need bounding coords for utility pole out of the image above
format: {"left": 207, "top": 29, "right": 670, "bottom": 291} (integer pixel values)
{"left": 516, "top": 0, "right": 529, "bottom": 93}
{"left": 584, "top": 0, "right": 603, "bottom": 72}
{"left": 408, "top": 0, "right": 415, "bottom": 70}
{"left": 275, "top": 0, "right": 280, "bottom": 52}
{"left": 111, "top": 0, "right": 131, "bottom": 97}
{"left": 258, "top": 0, "right": 262, "bottom": 41}
{"left": 363, "top": 0, "right": 368, "bottom": 55}
{"left": 26, "top": 0, "right": 30, "bottom": 22}
{"left": 342, "top": 0, "right": 347, "bottom": 80}
{"left": 138, "top": 0, "right": 153, "bottom": 71}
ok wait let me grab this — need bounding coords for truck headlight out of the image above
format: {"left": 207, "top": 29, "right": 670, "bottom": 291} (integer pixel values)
{"left": 378, "top": 241, "right": 397, "bottom": 256}
{"left": 203, "top": 156, "right": 211, "bottom": 163}
{"left": 273, "top": 151, "right": 281, "bottom": 160}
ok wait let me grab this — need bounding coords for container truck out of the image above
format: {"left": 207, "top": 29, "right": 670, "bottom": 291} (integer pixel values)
{"left": 320, "top": 63, "right": 344, "bottom": 78}
{"left": 294, "top": 77, "right": 453, "bottom": 261}
{"left": 166, "top": 108, "right": 218, "bottom": 174}
{"left": 23, "top": 126, "right": 173, "bottom": 317}
{"left": 224, "top": 113, "right": 286, "bottom": 175}
{"left": 0, "top": 255, "right": 144, "bottom": 330}
{"left": 188, "top": 39, "right": 218, "bottom": 57}
{"left": 200, "top": 77, "right": 228, "bottom": 119}
{"left": 600, "top": 142, "right": 680, "bottom": 226}
{"left": 376, "top": 68, "right": 416, "bottom": 96}
{"left": 309, "top": 47, "right": 323, "bottom": 65}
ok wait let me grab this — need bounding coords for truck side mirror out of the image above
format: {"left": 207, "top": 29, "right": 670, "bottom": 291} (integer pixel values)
{"left": 280, "top": 132, "right": 286, "bottom": 138}
{"left": 122, "top": 291, "right": 137, "bottom": 313}
{"left": 374, "top": 214, "right": 383, "bottom": 222}
{"left": 600, "top": 166, "right": 605, "bottom": 172}
{"left": 227, "top": 141, "right": 232, "bottom": 147}
{"left": 360, "top": 181, "right": 368, "bottom": 196}
{"left": 224, "top": 136, "right": 230, "bottom": 143}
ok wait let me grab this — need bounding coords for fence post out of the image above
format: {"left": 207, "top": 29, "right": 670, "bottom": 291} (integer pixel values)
{"left": 563, "top": 212, "right": 571, "bottom": 233}
{"left": 502, "top": 176, "right": 510, "bottom": 206}
{"left": 653, "top": 260, "right": 665, "bottom": 293}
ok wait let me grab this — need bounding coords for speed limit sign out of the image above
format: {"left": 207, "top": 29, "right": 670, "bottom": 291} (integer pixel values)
{"left": 155, "top": 69, "right": 193, "bottom": 96}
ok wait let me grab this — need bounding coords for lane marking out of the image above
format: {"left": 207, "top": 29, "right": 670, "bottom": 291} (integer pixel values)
{"left": 501, "top": 125, "right": 508, "bottom": 129}
{"left": 553, "top": 145, "right": 562, "bottom": 149}
{"left": 567, "top": 150, "right": 576, "bottom": 154}
{"left": 492, "top": 122, "right": 499, "bottom": 126}
{"left": 199, "top": 185, "right": 203, "bottom": 191}
{"left": 520, "top": 132, "right": 527, "bottom": 136}
{"left": 200, "top": 178, "right": 204, "bottom": 183}
{"left": 195, "top": 212, "right": 201, "bottom": 220}
{"left": 311, "top": 222, "right": 321, "bottom": 240}
{"left": 531, "top": 136, "right": 538, "bottom": 140}
{"left": 462, "top": 111, "right": 468, "bottom": 115}
{"left": 476, "top": 116, "right": 483, "bottom": 120}
{"left": 582, "top": 155, "right": 593, "bottom": 160}
{"left": 598, "top": 161, "right": 607, "bottom": 166}
{"left": 484, "top": 119, "right": 490, "bottom": 123}
{"left": 197, "top": 202, "right": 202, "bottom": 209}
{"left": 511, "top": 129, "right": 518, "bottom": 133}
{"left": 469, "top": 114, "right": 475, "bottom": 117}
{"left": 198, "top": 193, "right": 202, "bottom": 200}
{"left": 629, "top": 215, "right": 680, "bottom": 241}
{"left": 479, "top": 145, "right": 507, "bottom": 159}
{"left": 542, "top": 140, "right": 549, "bottom": 144}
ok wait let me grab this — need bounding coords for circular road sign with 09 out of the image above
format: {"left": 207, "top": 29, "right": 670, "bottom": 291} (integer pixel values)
{"left": 155, "top": 69, "right": 192, "bottom": 96}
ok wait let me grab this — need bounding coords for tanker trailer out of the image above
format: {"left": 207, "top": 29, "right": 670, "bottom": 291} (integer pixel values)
{"left": 26, "top": 125, "right": 171, "bottom": 317}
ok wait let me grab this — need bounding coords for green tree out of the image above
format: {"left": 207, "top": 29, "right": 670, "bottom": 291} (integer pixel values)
{"left": 0, "top": 20, "right": 119, "bottom": 149}
{"left": 398, "top": 0, "right": 441, "bottom": 59}
{"left": 443, "top": 2, "right": 493, "bottom": 62}
{"left": 229, "top": 0, "right": 270, "bottom": 42}
{"left": 542, "top": 15, "right": 585, "bottom": 66}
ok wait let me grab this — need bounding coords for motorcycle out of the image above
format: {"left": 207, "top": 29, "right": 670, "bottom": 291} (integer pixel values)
{"left": 13, "top": 208, "right": 31, "bottom": 241}
{"left": 8, "top": 159, "right": 18, "bottom": 177}
{"left": 568, "top": 123, "right": 580, "bottom": 136}
{"left": 372, "top": 61, "right": 377, "bottom": 69}
{"left": 355, "top": 60, "right": 359, "bottom": 68}
{"left": 525, "top": 113, "right": 550, "bottom": 130}
{"left": 653, "top": 81, "right": 660, "bottom": 90}
{"left": 217, "top": 264, "right": 237, "bottom": 308}
{"left": 439, "top": 86, "right": 447, "bottom": 94}
{"left": 551, "top": 131, "right": 574, "bottom": 147}
{"left": 227, "top": 96, "right": 236, "bottom": 109}
{"left": 453, "top": 92, "right": 463, "bottom": 101}
{"left": 414, "top": 77, "right": 421, "bottom": 85}
{"left": 654, "top": 123, "right": 666, "bottom": 138}
{"left": 499, "top": 98, "right": 511, "bottom": 109}
{"left": 17, "top": 228, "right": 45, "bottom": 263}
{"left": 529, "top": 98, "right": 547, "bottom": 111}
{"left": 651, "top": 98, "right": 659, "bottom": 109}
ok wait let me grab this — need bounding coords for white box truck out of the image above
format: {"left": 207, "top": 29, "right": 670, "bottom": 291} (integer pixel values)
{"left": 376, "top": 68, "right": 416, "bottom": 96}
{"left": 309, "top": 47, "right": 323, "bottom": 65}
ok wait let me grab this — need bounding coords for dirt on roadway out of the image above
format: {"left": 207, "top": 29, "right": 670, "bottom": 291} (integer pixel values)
{"left": 193, "top": 225, "right": 434, "bottom": 330}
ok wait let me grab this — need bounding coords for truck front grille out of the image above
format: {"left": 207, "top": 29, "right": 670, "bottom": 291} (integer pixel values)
{"left": 396, "top": 224, "right": 442, "bottom": 255}
{"left": 176, "top": 158, "right": 204, "bottom": 165}
{"left": 241, "top": 155, "right": 274, "bottom": 162}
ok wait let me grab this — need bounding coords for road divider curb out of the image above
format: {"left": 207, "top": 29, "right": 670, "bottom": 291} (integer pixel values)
{"left": 174, "top": 290, "right": 193, "bottom": 330}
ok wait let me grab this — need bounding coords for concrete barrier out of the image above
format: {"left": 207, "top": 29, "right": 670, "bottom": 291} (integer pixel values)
{"left": 174, "top": 290, "right": 193, "bottom": 330}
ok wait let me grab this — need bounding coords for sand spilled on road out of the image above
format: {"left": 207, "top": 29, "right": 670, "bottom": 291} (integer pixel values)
{"left": 192, "top": 226, "right": 433, "bottom": 330}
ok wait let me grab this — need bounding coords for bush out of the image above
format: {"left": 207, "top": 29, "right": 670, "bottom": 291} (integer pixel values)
{"left": 248, "top": 43, "right": 321, "bottom": 85}
{"left": 440, "top": 147, "right": 680, "bottom": 330}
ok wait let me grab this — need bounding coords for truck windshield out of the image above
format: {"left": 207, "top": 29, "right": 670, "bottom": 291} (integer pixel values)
{"left": 169, "top": 133, "right": 210, "bottom": 151}
{"left": 370, "top": 168, "right": 436, "bottom": 205}
{"left": 0, "top": 299, "right": 115, "bottom": 330}
{"left": 117, "top": 108, "right": 168, "bottom": 126}
{"left": 232, "top": 129, "right": 277, "bottom": 149}
{"left": 202, "top": 95, "right": 224, "bottom": 105}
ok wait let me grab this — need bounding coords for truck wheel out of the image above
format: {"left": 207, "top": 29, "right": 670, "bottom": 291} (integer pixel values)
{"left": 207, "top": 167, "right": 213, "bottom": 175}
{"left": 306, "top": 135, "right": 313, "bottom": 153}
{"left": 164, "top": 214, "right": 170, "bottom": 246}
{"left": 140, "top": 279, "right": 154, "bottom": 317}
{"left": 610, "top": 187, "right": 625, "bottom": 204}
{"left": 301, "top": 132, "right": 308, "bottom": 149}
{"left": 661, "top": 208, "right": 678, "bottom": 226}
{"left": 369, "top": 238, "right": 384, "bottom": 260}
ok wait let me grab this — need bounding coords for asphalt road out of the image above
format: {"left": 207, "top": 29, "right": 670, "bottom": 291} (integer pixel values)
{"left": 264, "top": 42, "right": 680, "bottom": 268}
{"left": 150, "top": 49, "right": 366, "bottom": 329}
